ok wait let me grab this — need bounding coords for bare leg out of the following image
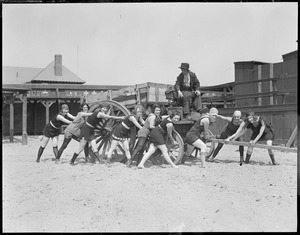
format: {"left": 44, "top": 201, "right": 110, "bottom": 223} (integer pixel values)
{"left": 52, "top": 136, "right": 59, "bottom": 159}
{"left": 157, "top": 144, "right": 179, "bottom": 168}
{"left": 122, "top": 140, "right": 132, "bottom": 167}
{"left": 137, "top": 143, "right": 157, "bottom": 169}
{"left": 90, "top": 139, "right": 103, "bottom": 163}
{"left": 106, "top": 140, "right": 119, "bottom": 166}
{"left": 191, "top": 139, "right": 207, "bottom": 167}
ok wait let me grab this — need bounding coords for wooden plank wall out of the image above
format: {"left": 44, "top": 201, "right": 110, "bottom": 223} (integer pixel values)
{"left": 234, "top": 51, "right": 297, "bottom": 107}
{"left": 234, "top": 62, "right": 258, "bottom": 107}
{"left": 2, "top": 101, "right": 80, "bottom": 135}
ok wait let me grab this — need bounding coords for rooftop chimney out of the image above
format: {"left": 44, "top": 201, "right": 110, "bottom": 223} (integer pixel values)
{"left": 54, "top": 54, "right": 62, "bottom": 76}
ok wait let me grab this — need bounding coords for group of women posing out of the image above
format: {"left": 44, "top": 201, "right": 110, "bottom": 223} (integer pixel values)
{"left": 36, "top": 102, "right": 278, "bottom": 168}
{"left": 35, "top": 103, "right": 180, "bottom": 168}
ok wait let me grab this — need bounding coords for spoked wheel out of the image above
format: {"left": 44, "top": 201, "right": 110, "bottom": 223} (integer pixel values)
{"left": 149, "top": 130, "right": 184, "bottom": 165}
{"left": 88, "top": 100, "right": 137, "bottom": 162}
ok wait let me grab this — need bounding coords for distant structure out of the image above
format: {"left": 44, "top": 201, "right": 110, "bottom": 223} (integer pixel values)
{"left": 2, "top": 55, "right": 127, "bottom": 141}
{"left": 2, "top": 51, "right": 297, "bottom": 146}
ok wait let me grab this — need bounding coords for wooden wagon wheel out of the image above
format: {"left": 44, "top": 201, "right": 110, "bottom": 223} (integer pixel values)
{"left": 88, "top": 100, "right": 137, "bottom": 162}
{"left": 148, "top": 129, "right": 185, "bottom": 165}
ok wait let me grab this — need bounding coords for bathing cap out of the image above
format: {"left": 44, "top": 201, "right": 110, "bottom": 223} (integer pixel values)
{"left": 209, "top": 107, "right": 218, "bottom": 115}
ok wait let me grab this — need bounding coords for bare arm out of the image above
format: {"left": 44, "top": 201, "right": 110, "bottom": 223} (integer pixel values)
{"left": 229, "top": 122, "right": 247, "bottom": 141}
{"left": 161, "top": 115, "right": 169, "bottom": 120}
{"left": 147, "top": 114, "right": 156, "bottom": 129}
{"left": 78, "top": 112, "right": 93, "bottom": 118}
{"left": 166, "top": 123, "right": 176, "bottom": 144}
{"left": 216, "top": 114, "right": 232, "bottom": 122}
{"left": 139, "top": 116, "right": 145, "bottom": 126}
{"left": 129, "top": 116, "right": 143, "bottom": 130}
{"left": 97, "top": 112, "right": 125, "bottom": 121}
{"left": 57, "top": 114, "right": 73, "bottom": 125}
{"left": 252, "top": 120, "right": 266, "bottom": 144}
{"left": 201, "top": 117, "right": 210, "bottom": 140}
{"left": 66, "top": 112, "right": 76, "bottom": 120}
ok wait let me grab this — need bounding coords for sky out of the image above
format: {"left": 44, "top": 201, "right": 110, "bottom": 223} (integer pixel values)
{"left": 2, "top": 3, "right": 298, "bottom": 87}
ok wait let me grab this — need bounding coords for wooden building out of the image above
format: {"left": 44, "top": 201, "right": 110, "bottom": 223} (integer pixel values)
{"left": 2, "top": 55, "right": 127, "bottom": 140}
{"left": 209, "top": 50, "right": 297, "bottom": 145}
{"left": 2, "top": 50, "right": 297, "bottom": 146}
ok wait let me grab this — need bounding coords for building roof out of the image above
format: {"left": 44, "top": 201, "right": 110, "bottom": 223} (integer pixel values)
{"left": 3, "top": 55, "right": 86, "bottom": 85}
{"left": 282, "top": 50, "right": 297, "bottom": 59}
{"left": 31, "top": 60, "right": 85, "bottom": 84}
{"left": 2, "top": 66, "right": 43, "bottom": 84}
{"left": 234, "top": 60, "right": 269, "bottom": 65}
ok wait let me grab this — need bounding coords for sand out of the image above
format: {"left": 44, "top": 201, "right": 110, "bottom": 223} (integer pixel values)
{"left": 2, "top": 135, "right": 297, "bottom": 232}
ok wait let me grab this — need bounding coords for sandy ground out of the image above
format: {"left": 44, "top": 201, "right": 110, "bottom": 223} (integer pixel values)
{"left": 2, "top": 135, "right": 298, "bottom": 232}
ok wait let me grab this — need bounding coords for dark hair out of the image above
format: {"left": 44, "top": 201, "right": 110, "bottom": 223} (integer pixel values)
{"left": 59, "top": 104, "right": 69, "bottom": 115}
{"left": 246, "top": 111, "right": 255, "bottom": 117}
{"left": 80, "top": 103, "right": 90, "bottom": 111}
{"left": 61, "top": 103, "right": 69, "bottom": 109}
{"left": 151, "top": 104, "right": 161, "bottom": 113}
{"left": 169, "top": 111, "right": 181, "bottom": 119}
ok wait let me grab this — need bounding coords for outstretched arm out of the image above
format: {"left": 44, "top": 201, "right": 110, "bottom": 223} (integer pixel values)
{"left": 161, "top": 115, "right": 169, "bottom": 120}
{"left": 129, "top": 116, "right": 143, "bottom": 130}
{"left": 79, "top": 112, "right": 93, "bottom": 118}
{"left": 97, "top": 112, "right": 125, "bottom": 120}
{"left": 57, "top": 114, "right": 73, "bottom": 125}
{"left": 252, "top": 120, "right": 266, "bottom": 144}
{"left": 66, "top": 112, "right": 76, "bottom": 120}
{"left": 228, "top": 122, "right": 247, "bottom": 141}
{"left": 216, "top": 114, "right": 232, "bottom": 122}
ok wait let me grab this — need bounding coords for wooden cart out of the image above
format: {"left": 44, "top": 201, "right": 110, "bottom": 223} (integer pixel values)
{"left": 86, "top": 83, "right": 216, "bottom": 165}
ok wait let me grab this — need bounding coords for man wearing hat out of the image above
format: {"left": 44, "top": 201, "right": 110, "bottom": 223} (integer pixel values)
{"left": 174, "top": 63, "right": 202, "bottom": 119}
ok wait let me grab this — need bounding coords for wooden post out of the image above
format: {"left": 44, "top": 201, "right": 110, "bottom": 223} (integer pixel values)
{"left": 41, "top": 101, "right": 54, "bottom": 125}
{"left": 272, "top": 80, "right": 278, "bottom": 105}
{"left": 269, "top": 63, "right": 274, "bottom": 105}
{"left": 135, "top": 85, "right": 141, "bottom": 105}
{"left": 108, "top": 90, "right": 112, "bottom": 101}
{"left": 22, "top": 92, "right": 28, "bottom": 145}
{"left": 155, "top": 83, "right": 159, "bottom": 103}
{"left": 223, "top": 87, "right": 227, "bottom": 108}
{"left": 46, "top": 101, "right": 50, "bottom": 125}
{"left": 211, "top": 139, "right": 297, "bottom": 153}
{"left": 34, "top": 100, "right": 38, "bottom": 135}
{"left": 9, "top": 94, "right": 14, "bottom": 142}
{"left": 146, "top": 83, "right": 150, "bottom": 103}
{"left": 286, "top": 125, "right": 297, "bottom": 147}
{"left": 257, "top": 65, "right": 262, "bottom": 106}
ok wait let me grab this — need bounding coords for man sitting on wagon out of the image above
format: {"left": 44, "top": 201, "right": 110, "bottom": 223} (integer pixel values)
{"left": 174, "top": 63, "right": 202, "bottom": 119}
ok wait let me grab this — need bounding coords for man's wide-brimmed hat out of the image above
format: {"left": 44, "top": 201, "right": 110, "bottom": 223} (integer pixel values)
{"left": 179, "top": 63, "right": 189, "bottom": 70}
{"left": 197, "top": 107, "right": 209, "bottom": 114}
